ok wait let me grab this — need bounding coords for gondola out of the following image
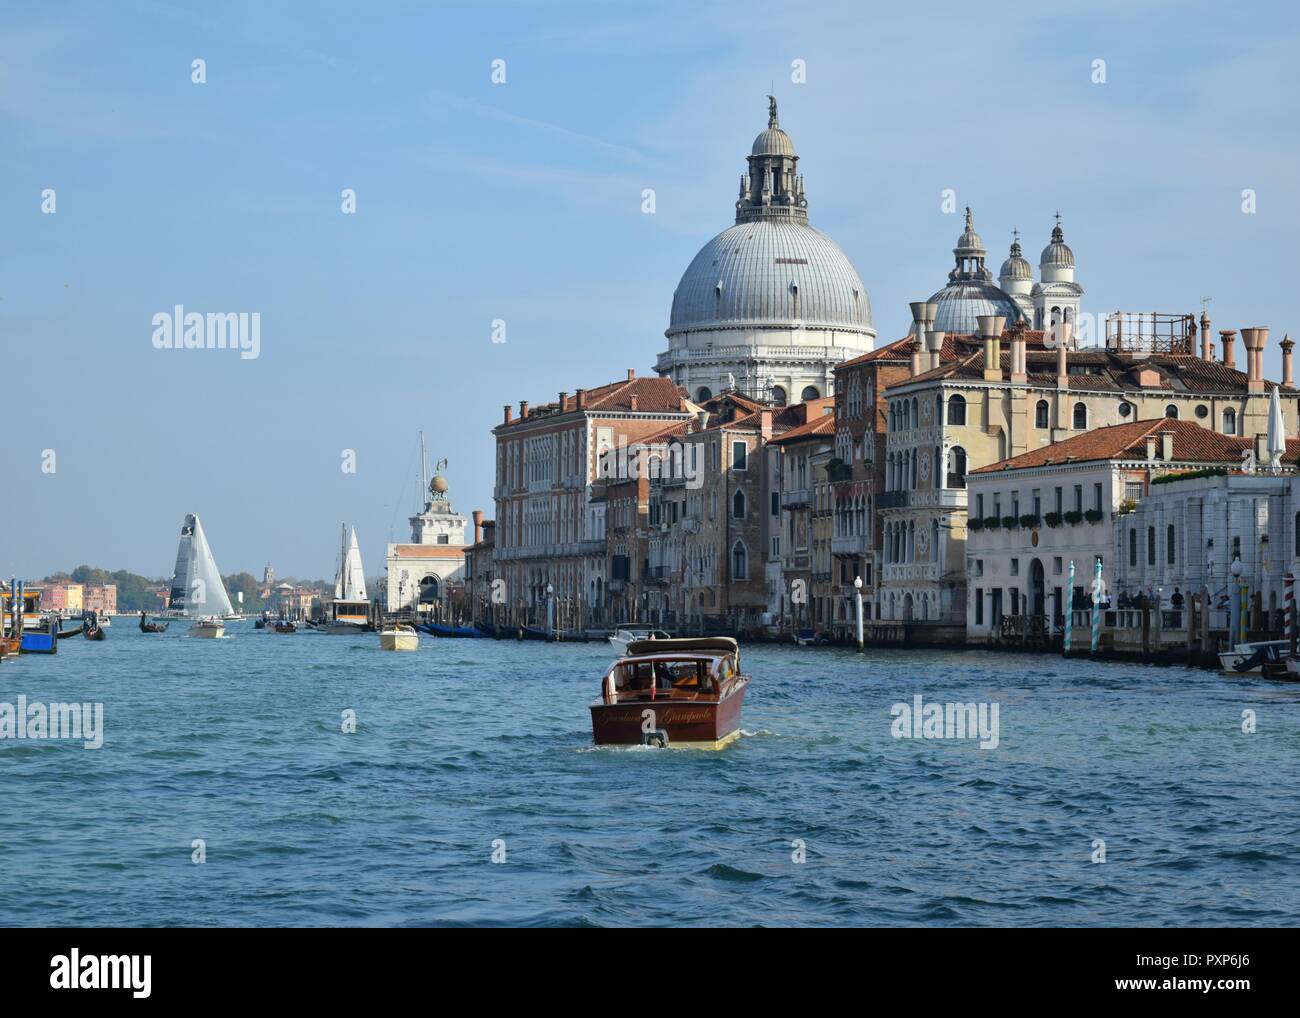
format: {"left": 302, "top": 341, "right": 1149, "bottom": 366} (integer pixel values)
{"left": 139, "top": 611, "right": 168, "bottom": 633}
{"left": 84, "top": 624, "right": 106, "bottom": 641}
{"left": 56, "top": 623, "right": 86, "bottom": 639}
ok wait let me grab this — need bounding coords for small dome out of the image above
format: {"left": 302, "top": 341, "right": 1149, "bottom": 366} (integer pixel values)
{"left": 1040, "top": 220, "right": 1074, "bottom": 267}
{"left": 955, "top": 207, "right": 985, "bottom": 255}
{"left": 431, "top": 475, "right": 448, "bottom": 495}
{"left": 751, "top": 127, "right": 795, "bottom": 157}
{"left": 999, "top": 236, "right": 1032, "bottom": 281}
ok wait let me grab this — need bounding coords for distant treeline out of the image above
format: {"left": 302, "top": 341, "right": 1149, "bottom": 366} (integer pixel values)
{"left": 39, "top": 566, "right": 333, "bottom": 613}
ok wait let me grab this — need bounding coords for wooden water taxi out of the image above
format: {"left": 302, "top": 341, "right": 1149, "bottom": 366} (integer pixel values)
{"left": 590, "top": 637, "right": 749, "bottom": 750}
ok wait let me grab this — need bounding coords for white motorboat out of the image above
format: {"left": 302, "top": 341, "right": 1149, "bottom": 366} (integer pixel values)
{"left": 1219, "top": 639, "right": 1288, "bottom": 674}
{"left": 608, "top": 626, "right": 671, "bottom": 653}
{"left": 187, "top": 618, "right": 225, "bottom": 638}
{"left": 378, "top": 625, "right": 419, "bottom": 651}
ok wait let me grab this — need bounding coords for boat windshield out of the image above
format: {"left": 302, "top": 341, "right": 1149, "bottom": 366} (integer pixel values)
{"left": 613, "top": 657, "right": 720, "bottom": 695}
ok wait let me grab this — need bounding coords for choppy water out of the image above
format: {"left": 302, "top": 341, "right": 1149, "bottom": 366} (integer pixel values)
{"left": 1, "top": 624, "right": 1297, "bottom": 927}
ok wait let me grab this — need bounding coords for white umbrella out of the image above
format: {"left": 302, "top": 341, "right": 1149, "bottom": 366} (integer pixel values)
{"left": 1267, "top": 383, "right": 1287, "bottom": 473}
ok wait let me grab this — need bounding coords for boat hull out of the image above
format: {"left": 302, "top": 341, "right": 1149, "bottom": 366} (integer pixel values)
{"left": 20, "top": 631, "right": 58, "bottom": 654}
{"left": 379, "top": 631, "right": 419, "bottom": 651}
{"left": 590, "top": 681, "right": 748, "bottom": 750}
{"left": 188, "top": 622, "right": 225, "bottom": 639}
{"left": 316, "top": 621, "right": 369, "bottom": 635}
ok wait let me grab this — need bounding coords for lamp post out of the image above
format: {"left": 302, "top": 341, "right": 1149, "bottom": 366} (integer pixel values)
{"left": 1229, "top": 557, "right": 1244, "bottom": 646}
{"left": 1064, "top": 559, "right": 1075, "bottom": 657}
{"left": 546, "top": 582, "right": 555, "bottom": 641}
{"left": 854, "top": 575, "right": 864, "bottom": 654}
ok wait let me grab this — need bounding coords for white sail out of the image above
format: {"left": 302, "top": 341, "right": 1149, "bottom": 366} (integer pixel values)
{"left": 171, "top": 513, "right": 234, "bottom": 617}
{"left": 334, "top": 525, "right": 367, "bottom": 602}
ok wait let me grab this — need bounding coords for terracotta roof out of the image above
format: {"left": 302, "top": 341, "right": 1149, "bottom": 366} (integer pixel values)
{"left": 499, "top": 375, "right": 688, "bottom": 428}
{"left": 768, "top": 412, "right": 836, "bottom": 445}
{"left": 972, "top": 418, "right": 1300, "bottom": 473}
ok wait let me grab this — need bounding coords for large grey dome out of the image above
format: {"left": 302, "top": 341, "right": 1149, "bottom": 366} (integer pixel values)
{"left": 751, "top": 126, "right": 795, "bottom": 157}
{"left": 668, "top": 220, "right": 873, "bottom": 336}
{"left": 928, "top": 280, "right": 1024, "bottom": 335}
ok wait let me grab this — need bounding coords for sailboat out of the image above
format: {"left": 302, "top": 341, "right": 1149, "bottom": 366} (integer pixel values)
{"left": 166, "top": 513, "right": 235, "bottom": 638}
{"left": 319, "top": 525, "right": 371, "bottom": 634}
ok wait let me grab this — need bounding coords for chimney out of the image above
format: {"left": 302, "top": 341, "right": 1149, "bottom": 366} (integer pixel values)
{"left": 1010, "top": 325, "right": 1027, "bottom": 384}
{"left": 926, "top": 329, "right": 945, "bottom": 372}
{"left": 472, "top": 509, "right": 484, "bottom": 545}
{"left": 559, "top": 392, "right": 569, "bottom": 412}
{"left": 1160, "top": 431, "right": 1174, "bottom": 461}
{"left": 576, "top": 388, "right": 587, "bottom": 410}
{"left": 759, "top": 407, "right": 774, "bottom": 440}
{"left": 696, "top": 410, "right": 708, "bottom": 432}
{"left": 519, "top": 400, "right": 530, "bottom": 419}
{"left": 909, "top": 338, "right": 923, "bottom": 377}
{"left": 1200, "top": 310, "right": 1213, "bottom": 361}
{"left": 1240, "top": 327, "right": 1268, "bottom": 391}
{"left": 1255, "top": 432, "right": 1268, "bottom": 464}
{"left": 1145, "top": 436, "right": 1157, "bottom": 462}
{"left": 503, "top": 404, "right": 513, "bottom": 425}
{"left": 978, "top": 315, "right": 1006, "bottom": 382}
{"left": 627, "top": 368, "right": 636, "bottom": 381}
{"left": 1220, "top": 330, "right": 1237, "bottom": 370}
{"left": 630, "top": 394, "right": 639, "bottom": 411}
{"left": 1282, "top": 334, "right": 1294, "bottom": 388}
{"left": 1057, "top": 340, "right": 1068, "bottom": 389}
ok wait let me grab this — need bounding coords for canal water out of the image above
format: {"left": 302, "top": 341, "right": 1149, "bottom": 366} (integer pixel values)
{"left": 1, "top": 624, "right": 1296, "bottom": 926}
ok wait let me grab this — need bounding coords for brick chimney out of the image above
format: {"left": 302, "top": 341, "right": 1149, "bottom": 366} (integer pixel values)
{"left": 559, "top": 392, "right": 569, "bottom": 412}
{"left": 1240, "top": 327, "right": 1268, "bottom": 392}
{"left": 629, "top": 394, "right": 639, "bottom": 411}
{"left": 759, "top": 407, "right": 774, "bottom": 440}
{"left": 1200, "top": 310, "right": 1212, "bottom": 361}
{"left": 1282, "top": 334, "right": 1294, "bottom": 388}
{"left": 472, "top": 509, "right": 483, "bottom": 544}
{"left": 627, "top": 368, "right": 636, "bottom": 381}
{"left": 576, "top": 388, "right": 587, "bottom": 410}
{"left": 1220, "top": 330, "right": 1236, "bottom": 370}
{"left": 503, "top": 404, "right": 513, "bottom": 425}
{"left": 519, "top": 400, "right": 529, "bottom": 419}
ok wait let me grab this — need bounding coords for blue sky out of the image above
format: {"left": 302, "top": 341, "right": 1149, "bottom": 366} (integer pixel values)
{"left": 3, "top": 0, "right": 1298, "bottom": 580}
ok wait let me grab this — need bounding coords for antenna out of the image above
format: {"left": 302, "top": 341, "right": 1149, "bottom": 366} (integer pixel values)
{"left": 419, "top": 431, "right": 428, "bottom": 506}
{"left": 1200, "top": 295, "right": 1213, "bottom": 314}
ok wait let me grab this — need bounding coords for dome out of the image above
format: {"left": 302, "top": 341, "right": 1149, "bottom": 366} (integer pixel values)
{"left": 1040, "top": 220, "right": 1074, "bottom": 267}
{"left": 999, "top": 236, "right": 1033, "bottom": 281}
{"left": 668, "top": 220, "right": 873, "bottom": 336}
{"left": 927, "top": 280, "right": 1024, "bottom": 335}
{"left": 751, "top": 127, "right": 795, "bottom": 157}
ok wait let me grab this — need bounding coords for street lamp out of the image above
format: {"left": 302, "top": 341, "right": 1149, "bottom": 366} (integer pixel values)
{"left": 1230, "top": 557, "right": 1245, "bottom": 644}
{"left": 853, "top": 575, "right": 864, "bottom": 654}
{"left": 546, "top": 582, "right": 555, "bottom": 640}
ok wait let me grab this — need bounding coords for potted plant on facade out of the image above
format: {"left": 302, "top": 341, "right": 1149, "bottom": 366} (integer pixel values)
{"left": 1044, "top": 511, "right": 1064, "bottom": 528}
{"left": 1063, "top": 510, "right": 1084, "bottom": 526}
{"left": 1084, "top": 509, "right": 1104, "bottom": 524}
{"left": 968, "top": 517, "right": 985, "bottom": 532}
{"left": 1001, "top": 515, "right": 1018, "bottom": 530}
{"left": 982, "top": 515, "right": 1001, "bottom": 530}
{"left": 1019, "top": 513, "right": 1040, "bottom": 529}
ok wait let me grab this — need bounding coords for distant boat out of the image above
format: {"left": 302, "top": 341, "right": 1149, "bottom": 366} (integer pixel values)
{"left": 419, "top": 622, "right": 482, "bottom": 638}
{"left": 608, "top": 625, "right": 671, "bottom": 653}
{"left": 167, "top": 513, "right": 234, "bottom": 638}
{"left": 320, "top": 524, "right": 371, "bottom": 634}
{"left": 139, "top": 611, "right": 168, "bottom": 633}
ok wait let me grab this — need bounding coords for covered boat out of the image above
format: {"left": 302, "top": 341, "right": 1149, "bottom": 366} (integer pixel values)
{"left": 590, "top": 637, "right": 749, "bottom": 750}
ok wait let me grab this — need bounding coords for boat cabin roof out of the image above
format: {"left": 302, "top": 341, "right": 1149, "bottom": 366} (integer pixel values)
{"left": 625, "top": 636, "right": 739, "bottom": 660}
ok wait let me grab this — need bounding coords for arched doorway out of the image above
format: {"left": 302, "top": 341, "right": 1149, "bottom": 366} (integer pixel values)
{"left": 1030, "top": 559, "right": 1045, "bottom": 618}
{"left": 419, "top": 574, "right": 440, "bottom": 603}
{"left": 902, "top": 593, "right": 914, "bottom": 622}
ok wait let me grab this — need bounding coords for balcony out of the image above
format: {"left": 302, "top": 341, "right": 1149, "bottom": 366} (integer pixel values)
{"left": 876, "top": 490, "right": 908, "bottom": 510}
{"left": 782, "top": 487, "right": 813, "bottom": 509}
{"left": 832, "top": 535, "right": 866, "bottom": 556}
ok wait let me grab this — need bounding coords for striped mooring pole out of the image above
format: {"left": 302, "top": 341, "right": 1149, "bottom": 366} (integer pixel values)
{"left": 1286, "top": 572, "right": 1296, "bottom": 656}
{"left": 1090, "top": 558, "right": 1103, "bottom": 656}
{"left": 1239, "top": 580, "right": 1249, "bottom": 645}
{"left": 1064, "top": 560, "right": 1075, "bottom": 657}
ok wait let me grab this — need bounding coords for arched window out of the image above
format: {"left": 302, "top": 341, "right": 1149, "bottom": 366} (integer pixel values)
{"left": 1073, "top": 402, "right": 1087, "bottom": 429}
{"left": 1165, "top": 404, "right": 1178, "bottom": 419}
{"left": 771, "top": 385, "right": 787, "bottom": 406}
{"left": 801, "top": 385, "right": 820, "bottom": 401}
{"left": 1035, "top": 400, "right": 1049, "bottom": 428}
{"left": 1166, "top": 524, "right": 1176, "bottom": 565}
{"left": 1129, "top": 528, "right": 1137, "bottom": 566}
{"left": 947, "top": 394, "right": 967, "bottom": 426}
{"left": 732, "top": 490, "right": 746, "bottom": 519}
{"left": 696, "top": 386, "right": 712, "bottom": 402}
{"left": 949, "top": 446, "right": 967, "bottom": 488}
{"left": 936, "top": 394, "right": 944, "bottom": 426}
{"left": 1147, "top": 526, "right": 1156, "bottom": 566}
{"left": 731, "top": 541, "right": 748, "bottom": 580}
{"left": 1223, "top": 408, "right": 1237, "bottom": 435}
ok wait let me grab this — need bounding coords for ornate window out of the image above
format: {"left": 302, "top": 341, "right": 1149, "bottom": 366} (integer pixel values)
{"left": 1035, "top": 400, "right": 1049, "bottom": 428}
{"left": 947, "top": 394, "right": 967, "bottom": 426}
{"left": 731, "top": 541, "right": 748, "bottom": 581}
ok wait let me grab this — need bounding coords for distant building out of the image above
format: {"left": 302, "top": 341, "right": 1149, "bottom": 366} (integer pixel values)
{"left": 385, "top": 471, "right": 471, "bottom": 614}
{"left": 462, "top": 513, "right": 495, "bottom": 625}
{"left": 83, "top": 584, "right": 117, "bottom": 615}
{"left": 770, "top": 408, "right": 837, "bottom": 633}
{"left": 40, "top": 582, "right": 83, "bottom": 613}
